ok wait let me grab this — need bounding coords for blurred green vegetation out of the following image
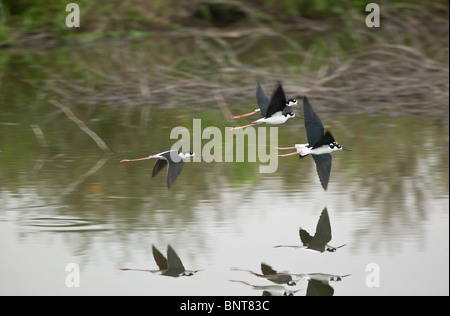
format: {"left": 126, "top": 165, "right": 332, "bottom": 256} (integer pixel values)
{"left": 0, "top": 0, "right": 448, "bottom": 44}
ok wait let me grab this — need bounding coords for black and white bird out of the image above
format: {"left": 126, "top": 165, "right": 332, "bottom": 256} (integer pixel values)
{"left": 277, "top": 96, "right": 350, "bottom": 190}
{"left": 120, "top": 244, "right": 199, "bottom": 277}
{"left": 231, "top": 82, "right": 300, "bottom": 130}
{"left": 231, "top": 262, "right": 297, "bottom": 286}
{"left": 120, "top": 150, "right": 194, "bottom": 189}
{"left": 274, "top": 208, "right": 346, "bottom": 253}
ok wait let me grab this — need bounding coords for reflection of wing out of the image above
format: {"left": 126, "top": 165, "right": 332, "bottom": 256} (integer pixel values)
{"left": 306, "top": 279, "right": 334, "bottom": 296}
{"left": 303, "top": 97, "right": 324, "bottom": 147}
{"left": 166, "top": 245, "right": 185, "bottom": 275}
{"left": 256, "top": 82, "right": 270, "bottom": 117}
{"left": 299, "top": 228, "right": 312, "bottom": 246}
{"left": 308, "top": 208, "right": 332, "bottom": 252}
{"left": 312, "top": 154, "right": 332, "bottom": 191}
{"left": 152, "top": 159, "right": 167, "bottom": 178}
{"left": 152, "top": 245, "right": 168, "bottom": 270}
{"left": 261, "top": 263, "right": 277, "bottom": 276}
{"left": 265, "top": 83, "right": 287, "bottom": 118}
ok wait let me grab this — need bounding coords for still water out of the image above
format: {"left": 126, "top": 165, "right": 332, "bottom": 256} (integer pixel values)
{"left": 0, "top": 35, "right": 448, "bottom": 296}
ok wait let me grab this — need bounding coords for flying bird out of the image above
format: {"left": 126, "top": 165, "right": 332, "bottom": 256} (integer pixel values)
{"left": 277, "top": 96, "right": 350, "bottom": 190}
{"left": 231, "top": 82, "right": 300, "bottom": 130}
{"left": 120, "top": 150, "right": 194, "bottom": 189}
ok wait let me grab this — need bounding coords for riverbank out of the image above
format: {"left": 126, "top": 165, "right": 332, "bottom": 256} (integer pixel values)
{"left": 0, "top": 1, "right": 448, "bottom": 117}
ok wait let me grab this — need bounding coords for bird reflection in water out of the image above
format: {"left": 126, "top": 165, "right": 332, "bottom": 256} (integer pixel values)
{"left": 120, "top": 244, "right": 200, "bottom": 277}
{"left": 229, "top": 280, "right": 301, "bottom": 296}
{"left": 280, "top": 272, "right": 351, "bottom": 296}
{"left": 274, "top": 208, "right": 346, "bottom": 253}
{"left": 231, "top": 262, "right": 297, "bottom": 286}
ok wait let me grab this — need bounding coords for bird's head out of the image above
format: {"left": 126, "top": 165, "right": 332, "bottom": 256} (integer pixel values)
{"left": 328, "top": 141, "right": 350, "bottom": 152}
{"left": 179, "top": 151, "right": 195, "bottom": 159}
{"left": 286, "top": 99, "right": 298, "bottom": 107}
{"left": 282, "top": 106, "right": 296, "bottom": 118}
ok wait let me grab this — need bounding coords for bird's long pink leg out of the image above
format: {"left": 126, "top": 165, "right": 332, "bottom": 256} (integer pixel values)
{"left": 277, "top": 152, "right": 299, "bottom": 157}
{"left": 230, "top": 122, "right": 263, "bottom": 131}
{"left": 276, "top": 146, "right": 296, "bottom": 150}
{"left": 120, "top": 156, "right": 158, "bottom": 163}
{"left": 273, "top": 245, "right": 300, "bottom": 248}
{"left": 232, "top": 110, "right": 261, "bottom": 119}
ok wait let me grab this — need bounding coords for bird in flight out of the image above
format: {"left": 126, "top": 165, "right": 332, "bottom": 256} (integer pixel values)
{"left": 120, "top": 150, "right": 194, "bottom": 189}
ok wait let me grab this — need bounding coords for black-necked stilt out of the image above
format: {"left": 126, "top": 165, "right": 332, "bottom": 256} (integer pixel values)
{"left": 120, "top": 150, "right": 194, "bottom": 189}
{"left": 229, "top": 280, "right": 301, "bottom": 296}
{"left": 120, "top": 244, "right": 199, "bottom": 277}
{"left": 277, "top": 96, "right": 350, "bottom": 190}
{"left": 231, "top": 81, "right": 270, "bottom": 119}
{"left": 231, "top": 82, "right": 300, "bottom": 130}
{"left": 231, "top": 262, "right": 296, "bottom": 286}
{"left": 274, "top": 208, "right": 346, "bottom": 253}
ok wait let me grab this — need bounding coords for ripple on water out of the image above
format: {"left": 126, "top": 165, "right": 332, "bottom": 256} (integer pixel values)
{"left": 23, "top": 216, "right": 112, "bottom": 232}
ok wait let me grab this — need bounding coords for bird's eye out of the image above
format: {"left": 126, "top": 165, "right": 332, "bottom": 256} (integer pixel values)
{"left": 190, "top": 151, "right": 193, "bottom": 155}
{"left": 337, "top": 144, "right": 342, "bottom": 149}
{"left": 330, "top": 144, "right": 334, "bottom": 148}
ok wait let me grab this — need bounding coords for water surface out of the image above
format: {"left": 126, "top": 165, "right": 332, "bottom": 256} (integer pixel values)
{"left": 0, "top": 32, "right": 448, "bottom": 296}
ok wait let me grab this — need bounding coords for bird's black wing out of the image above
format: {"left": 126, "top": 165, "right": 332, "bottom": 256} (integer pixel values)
{"left": 312, "top": 154, "right": 332, "bottom": 191}
{"left": 256, "top": 81, "right": 270, "bottom": 117}
{"left": 166, "top": 159, "right": 185, "bottom": 189}
{"left": 261, "top": 263, "right": 277, "bottom": 276}
{"left": 303, "top": 97, "right": 324, "bottom": 147}
{"left": 312, "top": 131, "right": 336, "bottom": 149}
{"left": 265, "top": 83, "right": 287, "bottom": 118}
{"left": 308, "top": 208, "right": 332, "bottom": 252}
{"left": 152, "top": 159, "right": 168, "bottom": 178}
{"left": 158, "top": 151, "right": 185, "bottom": 189}
{"left": 166, "top": 245, "right": 186, "bottom": 276}
{"left": 299, "top": 228, "right": 313, "bottom": 246}
{"left": 152, "top": 245, "right": 168, "bottom": 270}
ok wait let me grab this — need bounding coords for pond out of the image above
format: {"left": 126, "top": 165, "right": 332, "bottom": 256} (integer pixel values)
{"left": 0, "top": 29, "right": 448, "bottom": 296}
